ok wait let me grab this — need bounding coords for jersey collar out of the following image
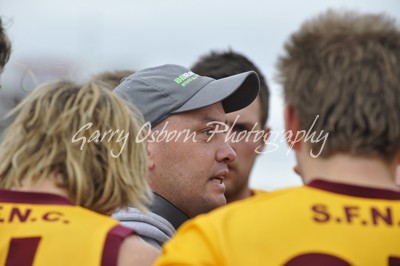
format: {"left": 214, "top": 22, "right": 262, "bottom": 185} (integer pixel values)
{"left": 307, "top": 179, "right": 400, "bottom": 200}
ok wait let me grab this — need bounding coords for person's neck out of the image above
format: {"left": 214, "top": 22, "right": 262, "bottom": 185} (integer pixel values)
{"left": 226, "top": 187, "right": 253, "bottom": 203}
{"left": 13, "top": 174, "right": 70, "bottom": 199}
{"left": 299, "top": 152, "right": 400, "bottom": 192}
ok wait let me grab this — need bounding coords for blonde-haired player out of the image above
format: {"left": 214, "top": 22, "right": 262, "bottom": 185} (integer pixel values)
{"left": 0, "top": 81, "right": 159, "bottom": 265}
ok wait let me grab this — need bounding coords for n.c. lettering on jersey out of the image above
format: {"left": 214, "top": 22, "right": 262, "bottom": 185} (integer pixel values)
{"left": 0, "top": 205, "right": 69, "bottom": 224}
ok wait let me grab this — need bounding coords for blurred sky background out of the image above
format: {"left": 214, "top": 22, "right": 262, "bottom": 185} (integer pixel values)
{"left": 1, "top": 0, "right": 400, "bottom": 190}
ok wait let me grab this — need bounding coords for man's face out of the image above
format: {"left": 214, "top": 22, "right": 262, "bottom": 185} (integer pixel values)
{"left": 147, "top": 102, "right": 236, "bottom": 217}
{"left": 224, "top": 97, "right": 267, "bottom": 202}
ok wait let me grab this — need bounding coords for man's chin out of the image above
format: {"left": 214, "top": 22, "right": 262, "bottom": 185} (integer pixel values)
{"left": 211, "top": 193, "right": 227, "bottom": 209}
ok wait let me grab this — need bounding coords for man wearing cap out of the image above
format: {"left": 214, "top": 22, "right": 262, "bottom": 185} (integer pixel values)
{"left": 113, "top": 64, "right": 259, "bottom": 249}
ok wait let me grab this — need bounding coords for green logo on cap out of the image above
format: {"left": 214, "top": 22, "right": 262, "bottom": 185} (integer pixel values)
{"left": 175, "top": 71, "right": 199, "bottom": 87}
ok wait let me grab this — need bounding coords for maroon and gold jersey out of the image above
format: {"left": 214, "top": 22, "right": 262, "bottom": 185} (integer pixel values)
{"left": 0, "top": 189, "right": 133, "bottom": 266}
{"left": 156, "top": 180, "right": 400, "bottom": 266}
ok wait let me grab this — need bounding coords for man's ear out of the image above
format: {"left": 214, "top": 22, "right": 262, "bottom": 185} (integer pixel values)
{"left": 256, "top": 127, "right": 270, "bottom": 154}
{"left": 284, "top": 104, "right": 302, "bottom": 151}
{"left": 146, "top": 141, "right": 155, "bottom": 170}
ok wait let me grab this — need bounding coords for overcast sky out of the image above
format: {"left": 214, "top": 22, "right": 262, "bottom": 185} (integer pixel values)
{"left": 1, "top": 0, "right": 400, "bottom": 190}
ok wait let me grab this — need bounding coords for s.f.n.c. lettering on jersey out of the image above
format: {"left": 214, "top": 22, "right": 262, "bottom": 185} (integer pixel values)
{"left": 312, "top": 204, "right": 397, "bottom": 227}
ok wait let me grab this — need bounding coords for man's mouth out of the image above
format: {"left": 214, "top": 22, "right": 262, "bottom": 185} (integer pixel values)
{"left": 210, "top": 176, "right": 224, "bottom": 184}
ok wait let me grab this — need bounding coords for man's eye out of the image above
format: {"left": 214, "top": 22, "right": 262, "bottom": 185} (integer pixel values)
{"left": 202, "top": 128, "right": 214, "bottom": 136}
{"left": 231, "top": 124, "right": 247, "bottom": 133}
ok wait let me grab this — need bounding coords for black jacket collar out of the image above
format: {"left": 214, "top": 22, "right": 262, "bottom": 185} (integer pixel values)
{"left": 149, "top": 193, "right": 189, "bottom": 230}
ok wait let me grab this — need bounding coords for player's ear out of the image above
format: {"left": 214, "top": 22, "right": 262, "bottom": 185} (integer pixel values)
{"left": 284, "top": 104, "right": 301, "bottom": 150}
{"left": 395, "top": 151, "right": 400, "bottom": 164}
{"left": 394, "top": 152, "right": 400, "bottom": 186}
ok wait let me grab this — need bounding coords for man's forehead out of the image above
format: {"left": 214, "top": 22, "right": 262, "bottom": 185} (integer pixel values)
{"left": 182, "top": 102, "right": 225, "bottom": 118}
{"left": 182, "top": 113, "right": 226, "bottom": 126}
{"left": 226, "top": 99, "right": 263, "bottom": 121}
{"left": 226, "top": 112, "right": 258, "bottom": 124}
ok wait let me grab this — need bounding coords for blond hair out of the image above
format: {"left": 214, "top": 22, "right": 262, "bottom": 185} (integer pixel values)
{"left": 0, "top": 80, "right": 151, "bottom": 215}
{"left": 277, "top": 10, "right": 400, "bottom": 160}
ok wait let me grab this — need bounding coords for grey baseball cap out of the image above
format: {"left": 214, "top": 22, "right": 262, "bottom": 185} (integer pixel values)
{"left": 114, "top": 64, "right": 259, "bottom": 126}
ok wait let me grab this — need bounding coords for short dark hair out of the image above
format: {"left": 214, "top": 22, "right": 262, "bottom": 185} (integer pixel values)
{"left": 191, "top": 50, "right": 269, "bottom": 126}
{"left": 91, "top": 70, "right": 135, "bottom": 90}
{"left": 0, "top": 18, "right": 11, "bottom": 70}
{"left": 277, "top": 10, "right": 400, "bottom": 160}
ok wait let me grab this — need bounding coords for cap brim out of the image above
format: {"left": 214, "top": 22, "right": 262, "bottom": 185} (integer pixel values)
{"left": 172, "top": 71, "right": 259, "bottom": 114}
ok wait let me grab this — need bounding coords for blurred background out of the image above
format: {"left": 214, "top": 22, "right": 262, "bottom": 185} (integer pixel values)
{"left": 1, "top": 0, "right": 399, "bottom": 190}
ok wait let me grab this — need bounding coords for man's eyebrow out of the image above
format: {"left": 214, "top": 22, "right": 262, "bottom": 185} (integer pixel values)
{"left": 201, "top": 114, "right": 228, "bottom": 124}
{"left": 232, "top": 121, "right": 253, "bottom": 127}
{"left": 203, "top": 116, "right": 227, "bottom": 125}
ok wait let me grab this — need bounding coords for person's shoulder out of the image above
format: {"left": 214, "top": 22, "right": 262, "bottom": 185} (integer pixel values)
{"left": 112, "top": 207, "right": 176, "bottom": 248}
{"left": 113, "top": 207, "right": 145, "bottom": 220}
{"left": 117, "top": 235, "right": 160, "bottom": 266}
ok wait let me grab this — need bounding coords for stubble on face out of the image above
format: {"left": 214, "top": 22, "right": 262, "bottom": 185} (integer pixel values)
{"left": 224, "top": 98, "right": 266, "bottom": 202}
{"left": 147, "top": 102, "right": 231, "bottom": 217}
